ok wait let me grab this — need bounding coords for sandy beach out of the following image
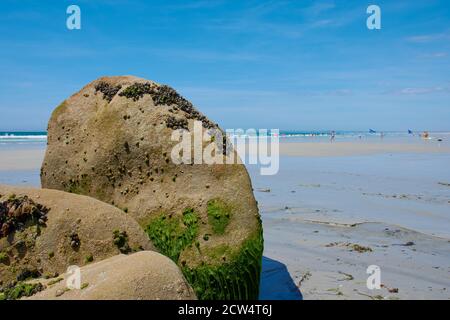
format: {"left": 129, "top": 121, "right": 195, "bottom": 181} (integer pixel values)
{"left": 0, "top": 149, "right": 46, "bottom": 171}
{"left": 1, "top": 137, "right": 450, "bottom": 300}
{"left": 3, "top": 137, "right": 450, "bottom": 171}
{"left": 278, "top": 140, "right": 450, "bottom": 157}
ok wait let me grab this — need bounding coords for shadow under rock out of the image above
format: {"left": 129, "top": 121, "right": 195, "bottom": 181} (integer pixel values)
{"left": 259, "top": 256, "right": 302, "bottom": 300}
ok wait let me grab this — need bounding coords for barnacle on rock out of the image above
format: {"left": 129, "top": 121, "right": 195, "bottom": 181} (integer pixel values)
{"left": 166, "top": 116, "right": 188, "bottom": 130}
{"left": 113, "top": 230, "right": 131, "bottom": 254}
{"left": 0, "top": 195, "right": 49, "bottom": 238}
{"left": 119, "top": 82, "right": 216, "bottom": 129}
{"left": 69, "top": 232, "right": 81, "bottom": 249}
{"left": 118, "top": 82, "right": 155, "bottom": 101}
{"left": 94, "top": 81, "right": 122, "bottom": 102}
{"left": 16, "top": 268, "right": 41, "bottom": 282}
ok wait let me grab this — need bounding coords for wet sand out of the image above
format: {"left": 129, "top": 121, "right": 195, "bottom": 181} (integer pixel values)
{"left": 261, "top": 215, "right": 450, "bottom": 300}
{"left": 248, "top": 149, "right": 450, "bottom": 300}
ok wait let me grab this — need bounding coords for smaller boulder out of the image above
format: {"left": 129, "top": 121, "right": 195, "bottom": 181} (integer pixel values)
{"left": 26, "top": 251, "right": 196, "bottom": 300}
{"left": 0, "top": 185, "right": 154, "bottom": 286}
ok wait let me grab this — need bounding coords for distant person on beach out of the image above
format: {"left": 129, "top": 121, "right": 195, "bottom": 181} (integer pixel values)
{"left": 421, "top": 131, "right": 430, "bottom": 139}
{"left": 380, "top": 132, "right": 384, "bottom": 139}
{"left": 330, "top": 131, "right": 336, "bottom": 142}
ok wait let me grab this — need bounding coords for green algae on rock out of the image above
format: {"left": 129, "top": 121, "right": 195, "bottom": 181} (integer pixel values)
{"left": 0, "top": 282, "right": 44, "bottom": 300}
{"left": 146, "top": 208, "right": 199, "bottom": 262}
{"left": 182, "top": 229, "right": 263, "bottom": 300}
{"left": 0, "top": 251, "right": 8, "bottom": 264}
{"left": 182, "top": 228, "right": 263, "bottom": 300}
{"left": 66, "top": 174, "right": 91, "bottom": 194}
{"left": 207, "top": 199, "right": 231, "bottom": 235}
{"left": 146, "top": 208, "right": 263, "bottom": 300}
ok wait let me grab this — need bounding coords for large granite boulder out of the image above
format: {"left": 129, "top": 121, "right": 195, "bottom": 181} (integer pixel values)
{"left": 41, "top": 76, "right": 263, "bottom": 299}
{"left": 26, "top": 251, "right": 196, "bottom": 300}
{"left": 0, "top": 185, "right": 154, "bottom": 288}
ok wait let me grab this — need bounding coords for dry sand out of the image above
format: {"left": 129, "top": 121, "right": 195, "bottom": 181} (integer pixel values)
{"left": 2, "top": 140, "right": 449, "bottom": 171}
{"left": 278, "top": 141, "right": 450, "bottom": 157}
{"left": 0, "top": 149, "right": 45, "bottom": 171}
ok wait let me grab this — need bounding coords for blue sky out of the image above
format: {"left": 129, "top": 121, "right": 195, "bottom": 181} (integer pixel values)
{"left": 0, "top": 0, "right": 449, "bottom": 131}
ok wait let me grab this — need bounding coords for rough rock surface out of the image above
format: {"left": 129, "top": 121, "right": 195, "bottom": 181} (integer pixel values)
{"left": 0, "top": 185, "right": 154, "bottom": 287}
{"left": 41, "top": 76, "right": 263, "bottom": 299}
{"left": 26, "top": 251, "right": 196, "bottom": 300}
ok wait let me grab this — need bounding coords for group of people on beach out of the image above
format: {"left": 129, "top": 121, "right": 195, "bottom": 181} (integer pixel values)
{"left": 327, "top": 130, "right": 439, "bottom": 142}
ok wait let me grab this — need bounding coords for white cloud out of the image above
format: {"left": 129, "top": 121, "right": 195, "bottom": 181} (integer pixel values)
{"left": 421, "top": 52, "right": 448, "bottom": 58}
{"left": 303, "top": 2, "right": 336, "bottom": 16}
{"left": 394, "top": 86, "right": 450, "bottom": 95}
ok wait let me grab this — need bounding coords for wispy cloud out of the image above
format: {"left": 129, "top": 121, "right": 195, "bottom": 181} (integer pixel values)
{"left": 179, "top": 86, "right": 280, "bottom": 98}
{"left": 326, "top": 89, "right": 353, "bottom": 96}
{"left": 0, "top": 38, "right": 265, "bottom": 62}
{"left": 294, "top": 88, "right": 354, "bottom": 97}
{"left": 391, "top": 85, "right": 450, "bottom": 95}
{"left": 0, "top": 11, "right": 43, "bottom": 22}
{"left": 421, "top": 52, "right": 448, "bottom": 58}
{"left": 406, "top": 32, "right": 450, "bottom": 43}
{"left": 302, "top": 2, "right": 336, "bottom": 16}
{"left": 167, "top": 0, "right": 225, "bottom": 10}
{"left": 202, "top": 1, "right": 350, "bottom": 39}
{"left": 142, "top": 47, "right": 266, "bottom": 62}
